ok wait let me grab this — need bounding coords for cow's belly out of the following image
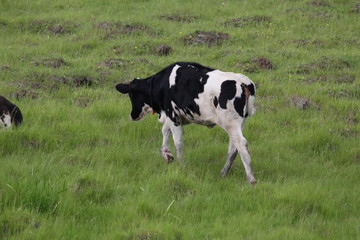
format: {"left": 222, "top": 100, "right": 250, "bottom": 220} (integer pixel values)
{"left": 176, "top": 100, "right": 218, "bottom": 127}
{"left": 178, "top": 114, "right": 217, "bottom": 127}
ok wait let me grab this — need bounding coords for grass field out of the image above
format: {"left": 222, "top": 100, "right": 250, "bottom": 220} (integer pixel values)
{"left": 0, "top": 0, "right": 359, "bottom": 239}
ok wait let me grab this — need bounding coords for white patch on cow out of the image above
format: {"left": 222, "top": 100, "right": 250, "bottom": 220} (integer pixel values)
{"left": 170, "top": 101, "right": 176, "bottom": 108}
{"left": 171, "top": 101, "right": 178, "bottom": 113}
{"left": 0, "top": 113, "right": 12, "bottom": 129}
{"left": 208, "top": 70, "right": 254, "bottom": 86}
{"left": 168, "top": 101, "right": 180, "bottom": 120}
{"left": 169, "top": 64, "right": 181, "bottom": 87}
{"left": 133, "top": 104, "right": 153, "bottom": 121}
{"left": 193, "top": 70, "right": 255, "bottom": 126}
{"left": 158, "top": 111, "right": 167, "bottom": 123}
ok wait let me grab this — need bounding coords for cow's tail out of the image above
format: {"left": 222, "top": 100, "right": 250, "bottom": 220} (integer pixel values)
{"left": 247, "top": 94, "right": 256, "bottom": 116}
{"left": 245, "top": 83, "right": 256, "bottom": 117}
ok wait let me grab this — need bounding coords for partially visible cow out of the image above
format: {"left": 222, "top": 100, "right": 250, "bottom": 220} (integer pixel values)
{"left": 116, "top": 62, "right": 257, "bottom": 184}
{"left": 0, "top": 96, "right": 23, "bottom": 129}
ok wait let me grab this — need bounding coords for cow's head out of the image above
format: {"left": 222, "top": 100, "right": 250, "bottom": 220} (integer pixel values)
{"left": 116, "top": 78, "right": 153, "bottom": 121}
{"left": 0, "top": 112, "right": 12, "bottom": 128}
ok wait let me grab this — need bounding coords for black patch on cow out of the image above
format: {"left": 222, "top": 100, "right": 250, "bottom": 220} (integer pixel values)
{"left": 116, "top": 83, "right": 130, "bottom": 94}
{"left": 247, "top": 83, "right": 255, "bottom": 96}
{"left": 0, "top": 96, "right": 23, "bottom": 126}
{"left": 119, "top": 78, "right": 154, "bottom": 120}
{"left": 218, "top": 80, "right": 236, "bottom": 109}
{"left": 234, "top": 84, "right": 251, "bottom": 118}
{"left": 213, "top": 97, "right": 218, "bottom": 108}
{"left": 234, "top": 96, "right": 246, "bottom": 117}
{"left": 168, "top": 63, "right": 212, "bottom": 123}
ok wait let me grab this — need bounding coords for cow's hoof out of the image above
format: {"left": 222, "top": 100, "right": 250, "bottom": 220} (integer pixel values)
{"left": 161, "top": 148, "right": 174, "bottom": 163}
{"left": 166, "top": 154, "right": 174, "bottom": 163}
{"left": 247, "top": 175, "right": 257, "bottom": 184}
{"left": 219, "top": 169, "right": 229, "bottom": 177}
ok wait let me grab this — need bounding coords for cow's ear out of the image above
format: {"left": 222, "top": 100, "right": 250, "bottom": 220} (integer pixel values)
{"left": 116, "top": 83, "right": 130, "bottom": 94}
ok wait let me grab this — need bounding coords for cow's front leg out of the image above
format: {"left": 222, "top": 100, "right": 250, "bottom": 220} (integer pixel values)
{"left": 169, "top": 124, "right": 183, "bottom": 163}
{"left": 220, "top": 139, "right": 238, "bottom": 176}
{"left": 160, "top": 122, "right": 174, "bottom": 163}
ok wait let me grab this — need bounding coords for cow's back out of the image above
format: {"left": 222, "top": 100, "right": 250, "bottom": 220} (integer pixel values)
{"left": 151, "top": 62, "right": 255, "bottom": 126}
{"left": 195, "top": 69, "right": 256, "bottom": 123}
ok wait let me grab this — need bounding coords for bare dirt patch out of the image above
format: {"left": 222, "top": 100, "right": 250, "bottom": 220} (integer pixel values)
{"left": 307, "top": 0, "right": 330, "bottom": 7}
{"left": 97, "top": 58, "right": 127, "bottom": 69}
{"left": 314, "top": 57, "right": 351, "bottom": 69}
{"left": 291, "top": 39, "right": 324, "bottom": 47}
{"left": 344, "top": 38, "right": 360, "bottom": 46}
{"left": 34, "top": 58, "right": 66, "bottom": 68}
{"left": 252, "top": 57, "right": 273, "bottom": 70}
{"left": 49, "top": 75, "right": 93, "bottom": 88}
{"left": 9, "top": 89, "right": 38, "bottom": 99}
{"left": 350, "top": 2, "right": 360, "bottom": 13}
{"left": 136, "top": 232, "right": 165, "bottom": 240}
{"left": 328, "top": 88, "right": 359, "bottom": 99}
{"left": 334, "top": 74, "right": 356, "bottom": 84}
{"left": 0, "top": 64, "right": 10, "bottom": 71}
{"left": 153, "top": 44, "right": 172, "bottom": 56}
{"left": 237, "top": 57, "right": 273, "bottom": 73}
{"left": 112, "top": 43, "right": 168, "bottom": 56}
{"left": 49, "top": 74, "right": 94, "bottom": 88}
{"left": 10, "top": 73, "right": 47, "bottom": 99}
{"left": 300, "top": 75, "right": 328, "bottom": 83}
{"left": 345, "top": 111, "right": 358, "bottom": 125}
{"left": 331, "top": 128, "right": 358, "bottom": 138}
{"left": 182, "top": 30, "right": 229, "bottom": 47}
{"left": 23, "top": 20, "right": 77, "bottom": 34}
{"left": 9, "top": 73, "right": 94, "bottom": 99}
{"left": 13, "top": 73, "right": 48, "bottom": 90}
{"left": 159, "top": 13, "right": 198, "bottom": 22}
{"left": 0, "top": 210, "right": 39, "bottom": 238}
{"left": 224, "top": 16, "right": 271, "bottom": 27}
{"left": 289, "top": 95, "right": 312, "bottom": 109}
{"left": 71, "top": 76, "right": 93, "bottom": 87}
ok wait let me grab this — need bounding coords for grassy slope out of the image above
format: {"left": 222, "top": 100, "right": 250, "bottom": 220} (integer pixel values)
{"left": 0, "top": 0, "right": 359, "bottom": 239}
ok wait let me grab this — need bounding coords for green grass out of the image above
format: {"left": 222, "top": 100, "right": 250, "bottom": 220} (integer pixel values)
{"left": 1, "top": 0, "right": 359, "bottom": 239}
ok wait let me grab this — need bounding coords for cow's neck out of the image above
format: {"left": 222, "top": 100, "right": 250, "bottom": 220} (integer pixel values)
{"left": 147, "top": 77, "right": 155, "bottom": 111}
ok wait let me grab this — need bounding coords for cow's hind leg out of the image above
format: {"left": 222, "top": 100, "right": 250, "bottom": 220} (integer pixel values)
{"left": 226, "top": 125, "right": 256, "bottom": 184}
{"left": 220, "top": 139, "right": 237, "bottom": 176}
{"left": 160, "top": 122, "right": 174, "bottom": 163}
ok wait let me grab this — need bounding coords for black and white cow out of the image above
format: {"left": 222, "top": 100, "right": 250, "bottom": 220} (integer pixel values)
{"left": 116, "top": 62, "right": 257, "bottom": 183}
{"left": 0, "top": 96, "right": 23, "bottom": 129}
